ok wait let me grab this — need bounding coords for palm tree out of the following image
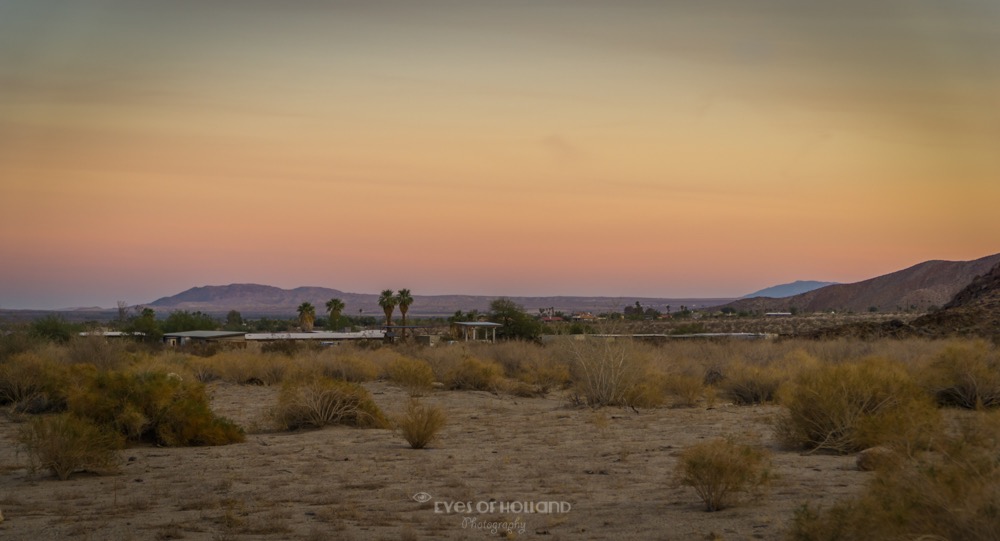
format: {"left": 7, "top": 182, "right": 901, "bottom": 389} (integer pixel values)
{"left": 397, "top": 288, "right": 413, "bottom": 340}
{"left": 378, "top": 289, "right": 398, "bottom": 327}
{"left": 297, "top": 302, "right": 316, "bottom": 332}
{"left": 325, "top": 298, "right": 345, "bottom": 330}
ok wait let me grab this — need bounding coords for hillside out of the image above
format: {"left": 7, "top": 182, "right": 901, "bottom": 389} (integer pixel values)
{"left": 911, "top": 262, "right": 1000, "bottom": 340}
{"left": 742, "top": 280, "right": 838, "bottom": 299}
{"left": 722, "top": 253, "right": 1000, "bottom": 314}
{"left": 147, "top": 284, "right": 733, "bottom": 317}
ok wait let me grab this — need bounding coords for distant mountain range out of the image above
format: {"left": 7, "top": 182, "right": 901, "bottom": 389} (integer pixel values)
{"left": 724, "top": 253, "right": 1000, "bottom": 314}
{"left": 742, "top": 280, "right": 839, "bottom": 299}
{"left": 147, "top": 284, "right": 734, "bottom": 317}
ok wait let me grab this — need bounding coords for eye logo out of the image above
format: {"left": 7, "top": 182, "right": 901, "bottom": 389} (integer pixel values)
{"left": 412, "top": 492, "right": 433, "bottom": 503}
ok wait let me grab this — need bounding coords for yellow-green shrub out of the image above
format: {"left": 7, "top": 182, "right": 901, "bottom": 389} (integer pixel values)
{"left": 673, "top": 438, "right": 772, "bottom": 512}
{"left": 68, "top": 370, "right": 244, "bottom": 446}
{"left": 321, "top": 354, "right": 379, "bottom": 383}
{"left": 395, "top": 399, "right": 446, "bottom": 449}
{"left": 18, "top": 413, "right": 123, "bottom": 480}
{"left": 517, "top": 357, "right": 571, "bottom": 396}
{"left": 566, "top": 337, "right": 651, "bottom": 407}
{"left": 0, "top": 352, "right": 71, "bottom": 413}
{"left": 443, "top": 357, "right": 503, "bottom": 391}
{"left": 921, "top": 341, "right": 1000, "bottom": 409}
{"left": 274, "top": 377, "right": 388, "bottom": 430}
{"left": 776, "top": 357, "right": 940, "bottom": 454}
{"left": 720, "top": 362, "right": 783, "bottom": 405}
{"left": 386, "top": 357, "right": 435, "bottom": 395}
{"left": 788, "top": 412, "right": 1000, "bottom": 541}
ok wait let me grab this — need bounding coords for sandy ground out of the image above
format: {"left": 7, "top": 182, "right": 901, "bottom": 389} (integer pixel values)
{"left": 0, "top": 381, "right": 867, "bottom": 541}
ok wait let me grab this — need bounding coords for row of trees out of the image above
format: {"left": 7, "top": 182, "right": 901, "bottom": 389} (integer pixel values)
{"left": 295, "top": 289, "right": 415, "bottom": 334}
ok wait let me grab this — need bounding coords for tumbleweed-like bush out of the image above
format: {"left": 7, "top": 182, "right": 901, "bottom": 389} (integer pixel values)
{"left": 395, "top": 399, "right": 446, "bottom": 449}
{"left": 673, "top": 438, "right": 772, "bottom": 512}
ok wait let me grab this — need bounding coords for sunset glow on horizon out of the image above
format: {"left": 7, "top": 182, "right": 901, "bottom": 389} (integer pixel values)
{"left": 2, "top": 1, "right": 998, "bottom": 309}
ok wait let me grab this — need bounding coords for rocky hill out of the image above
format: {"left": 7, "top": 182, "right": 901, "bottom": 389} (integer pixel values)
{"left": 723, "top": 253, "right": 1000, "bottom": 314}
{"left": 910, "top": 262, "right": 1000, "bottom": 340}
{"left": 146, "top": 284, "right": 732, "bottom": 317}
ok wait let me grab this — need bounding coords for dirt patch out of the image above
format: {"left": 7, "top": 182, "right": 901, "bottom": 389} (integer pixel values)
{"left": 0, "top": 382, "right": 867, "bottom": 540}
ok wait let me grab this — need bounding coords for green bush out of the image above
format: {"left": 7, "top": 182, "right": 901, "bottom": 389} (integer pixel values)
{"left": 18, "top": 413, "right": 123, "bottom": 480}
{"left": 673, "top": 438, "right": 772, "bottom": 511}
{"left": 395, "top": 399, "right": 446, "bottom": 449}
{"left": 68, "top": 370, "right": 244, "bottom": 446}
{"left": 921, "top": 341, "right": 1000, "bottom": 409}
{"left": 776, "top": 357, "right": 940, "bottom": 454}
{"left": 274, "top": 377, "right": 389, "bottom": 430}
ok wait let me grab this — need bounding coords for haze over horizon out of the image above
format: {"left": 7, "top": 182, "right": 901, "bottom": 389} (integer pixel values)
{"left": 2, "top": 1, "right": 998, "bottom": 310}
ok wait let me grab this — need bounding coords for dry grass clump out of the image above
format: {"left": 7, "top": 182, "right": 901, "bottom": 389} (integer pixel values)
{"left": 68, "top": 370, "right": 244, "bottom": 446}
{"left": 920, "top": 340, "right": 1000, "bottom": 409}
{"left": 442, "top": 357, "right": 503, "bottom": 391}
{"left": 273, "top": 376, "right": 389, "bottom": 430}
{"left": 788, "top": 411, "right": 1000, "bottom": 541}
{"left": 18, "top": 413, "right": 123, "bottom": 480}
{"left": 673, "top": 437, "right": 772, "bottom": 512}
{"left": 385, "top": 356, "right": 435, "bottom": 396}
{"left": 394, "top": 399, "right": 446, "bottom": 449}
{"left": 776, "top": 356, "right": 940, "bottom": 454}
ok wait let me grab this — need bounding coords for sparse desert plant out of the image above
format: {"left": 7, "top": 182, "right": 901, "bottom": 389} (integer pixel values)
{"left": 921, "top": 340, "right": 1000, "bottom": 409}
{"left": 68, "top": 370, "right": 244, "bottom": 446}
{"left": 386, "top": 356, "right": 435, "bottom": 395}
{"left": 775, "top": 357, "right": 940, "bottom": 454}
{"left": 566, "top": 336, "right": 650, "bottom": 407}
{"left": 18, "top": 413, "right": 123, "bottom": 480}
{"left": 788, "top": 411, "right": 1000, "bottom": 541}
{"left": 274, "top": 377, "right": 388, "bottom": 430}
{"left": 673, "top": 437, "right": 772, "bottom": 512}
{"left": 442, "top": 357, "right": 503, "bottom": 391}
{"left": 394, "top": 399, "right": 446, "bottom": 449}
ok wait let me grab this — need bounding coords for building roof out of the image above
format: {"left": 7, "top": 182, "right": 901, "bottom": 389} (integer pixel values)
{"left": 453, "top": 321, "right": 503, "bottom": 328}
{"left": 162, "top": 331, "right": 247, "bottom": 339}
{"left": 245, "top": 330, "right": 385, "bottom": 341}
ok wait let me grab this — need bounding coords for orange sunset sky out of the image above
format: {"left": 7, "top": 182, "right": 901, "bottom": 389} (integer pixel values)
{"left": 1, "top": 1, "right": 998, "bottom": 309}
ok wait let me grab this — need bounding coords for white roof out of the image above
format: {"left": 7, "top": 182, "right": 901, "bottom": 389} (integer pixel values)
{"left": 245, "top": 330, "right": 385, "bottom": 341}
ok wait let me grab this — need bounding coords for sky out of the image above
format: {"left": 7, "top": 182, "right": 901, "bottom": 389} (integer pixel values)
{"left": 1, "top": 0, "right": 998, "bottom": 309}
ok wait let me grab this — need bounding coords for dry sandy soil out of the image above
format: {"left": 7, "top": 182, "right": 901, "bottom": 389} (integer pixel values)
{"left": 0, "top": 382, "right": 866, "bottom": 541}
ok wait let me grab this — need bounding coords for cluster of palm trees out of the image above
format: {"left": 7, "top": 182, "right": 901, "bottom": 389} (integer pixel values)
{"left": 294, "top": 289, "right": 412, "bottom": 335}
{"left": 295, "top": 298, "right": 346, "bottom": 332}
{"left": 379, "top": 289, "right": 413, "bottom": 338}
